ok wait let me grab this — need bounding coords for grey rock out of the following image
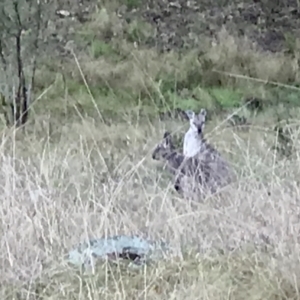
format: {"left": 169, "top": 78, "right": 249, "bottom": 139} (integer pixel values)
{"left": 67, "top": 235, "right": 170, "bottom": 270}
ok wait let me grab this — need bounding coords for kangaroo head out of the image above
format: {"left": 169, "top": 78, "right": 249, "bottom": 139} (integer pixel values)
{"left": 185, "top": 109, "right": 207, "bottom": 136}
{"left": 152, "top": 131, "right": 175, "bottom": 160}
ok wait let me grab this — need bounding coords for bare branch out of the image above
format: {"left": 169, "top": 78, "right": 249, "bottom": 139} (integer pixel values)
{"left": 13, "top": 0, "right": 28, "bottom": 127}
{"left": 0, "top": 40, "right": 7, "bottom": 73}
{"left": 13, "top": 1, "right": 23, "bottom": 32}
{"left": 0, "top": 92, "right": 10, "bottom": 127}
{"left": 30, "top": 0, "right": 42, "bottom": 91}
{"left": 0, "top": 0, "right": 50, "bottom": 128}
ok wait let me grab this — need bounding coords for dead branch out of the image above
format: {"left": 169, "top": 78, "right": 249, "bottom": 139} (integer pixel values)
{"left": 30, "top": 0, "right": 42, "bottom": 92}
{"left": 0, "top": 0, "right": 46, "bottom": 129}
{"left": 13, "top": 0, "right": 29, "bottom": 127}
{"left": 0, "top": 40, "right": 7, "bottom": 73}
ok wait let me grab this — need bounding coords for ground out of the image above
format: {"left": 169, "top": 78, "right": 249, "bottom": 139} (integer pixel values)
{"left": 1, "top": 0, "right": 300, "bottom": 299}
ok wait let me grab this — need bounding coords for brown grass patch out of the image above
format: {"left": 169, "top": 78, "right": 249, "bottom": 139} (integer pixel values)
{"left": 0, "top": 110, "right": 300, "bottom": 298}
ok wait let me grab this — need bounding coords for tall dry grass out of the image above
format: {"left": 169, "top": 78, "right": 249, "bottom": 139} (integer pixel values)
{"left": 0, "top": 110, "right": 300, "bottom": 299}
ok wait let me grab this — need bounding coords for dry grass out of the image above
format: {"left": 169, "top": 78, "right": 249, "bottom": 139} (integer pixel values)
{"left": 0, "top": 106, "right": 300, "bottom": 299}
{"left": 2, "top": 7, "right": 300, "bottom": 298}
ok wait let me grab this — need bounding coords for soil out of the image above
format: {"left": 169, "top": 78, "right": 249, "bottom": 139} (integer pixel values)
{"left": 124, "top": 0, "right": 300, "bottom": 52}
{"left": 55, "top": 0, "right": 300, "bottom": 54}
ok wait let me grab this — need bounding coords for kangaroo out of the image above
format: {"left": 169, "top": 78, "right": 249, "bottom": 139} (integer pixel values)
{"left": 183, "top": 109, "right": 234, "bottom": 191}
{"left": 184, "top": 109, "right": 210, "bottom": 157}
{"left": 152, "top": 132, "right": 212, "bottom": 197}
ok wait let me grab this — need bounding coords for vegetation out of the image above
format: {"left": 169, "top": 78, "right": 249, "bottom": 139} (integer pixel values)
{"left": 0, "top": 0, "right": 300, "bottom": 299}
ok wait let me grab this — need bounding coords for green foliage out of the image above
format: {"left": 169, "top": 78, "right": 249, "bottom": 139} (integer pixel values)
{"left": 125, "top": 0, "right": 142, "bottom": 10}
{"left": 125, "top": 20, "right": 154, "bottom": 44}
{"left": 23, "top": 0, "right": 300, "bottom": 122}
{"left": 209, "top": 87, "right": 242, "bottom": 108}
{"left": 283, "top": 32, "right": 296, "bottom": 54}
{"left": 89, "top": 40, "right": 114, "bottom": 59}
{"left": 271, "top": 88, "right": 300, "bottom": 107}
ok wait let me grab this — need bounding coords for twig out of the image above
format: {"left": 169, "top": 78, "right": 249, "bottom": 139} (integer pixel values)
{"left": 212, "top": 69, "right": 300, "bottom": 92}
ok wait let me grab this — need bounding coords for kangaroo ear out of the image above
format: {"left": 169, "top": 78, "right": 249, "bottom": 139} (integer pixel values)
{"left": 199, "top": 109, "right": 207, "bottom": 118}
{"left": 198, "top": 109, "right": 207, "bottom": 127}
{"left": 163, "top": 131, "right": 171, "bottom": 139}
{"left": 162, "top": 131, "right": 173, "bottom": 148}
{"left": 185, "top": 110, "right": 195, "bottom": 120}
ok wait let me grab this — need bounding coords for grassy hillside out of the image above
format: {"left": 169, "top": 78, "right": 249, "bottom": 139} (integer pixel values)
{"left": 1, "top": 0, "right": 300, "bottom": 299}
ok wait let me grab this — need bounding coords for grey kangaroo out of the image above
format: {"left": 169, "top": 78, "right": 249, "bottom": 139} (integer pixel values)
{"left": 152, "top": 132, "right": 213, "bottom": 197}
{"left": 183, "top": 109, "right": 234, "bottom": 191}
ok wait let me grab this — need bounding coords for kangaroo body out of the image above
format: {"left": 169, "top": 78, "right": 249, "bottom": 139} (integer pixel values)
{"left": 184, "top": 129, "right": 204, "bottom": 157}
{"left": 183, "top": 109, "right": 234, "bottom": 192}
{"left": 153, "top": 108, "right": 234, "bottom": 200}
{"left": 152, "top": 132, "right": 215, "bottom": 198}
{"left": 183, "top": 109, "right": 209, "bottom": 158}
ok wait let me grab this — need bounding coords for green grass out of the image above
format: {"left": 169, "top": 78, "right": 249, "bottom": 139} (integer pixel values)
{"left": 89, "top": 40, "right": 115, "bottom": 59}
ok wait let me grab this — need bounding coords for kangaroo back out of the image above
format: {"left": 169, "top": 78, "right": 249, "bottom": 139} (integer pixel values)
{"left": 152, "top": 131, "right": 183, "bottom": 174}
{"left": 152, "top": 132, "right": 212, "bottom": 198}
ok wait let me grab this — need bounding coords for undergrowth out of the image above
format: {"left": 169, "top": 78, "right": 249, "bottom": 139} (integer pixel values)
{"left": 0, "top": 2, "right": 300, "bottom": 300}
